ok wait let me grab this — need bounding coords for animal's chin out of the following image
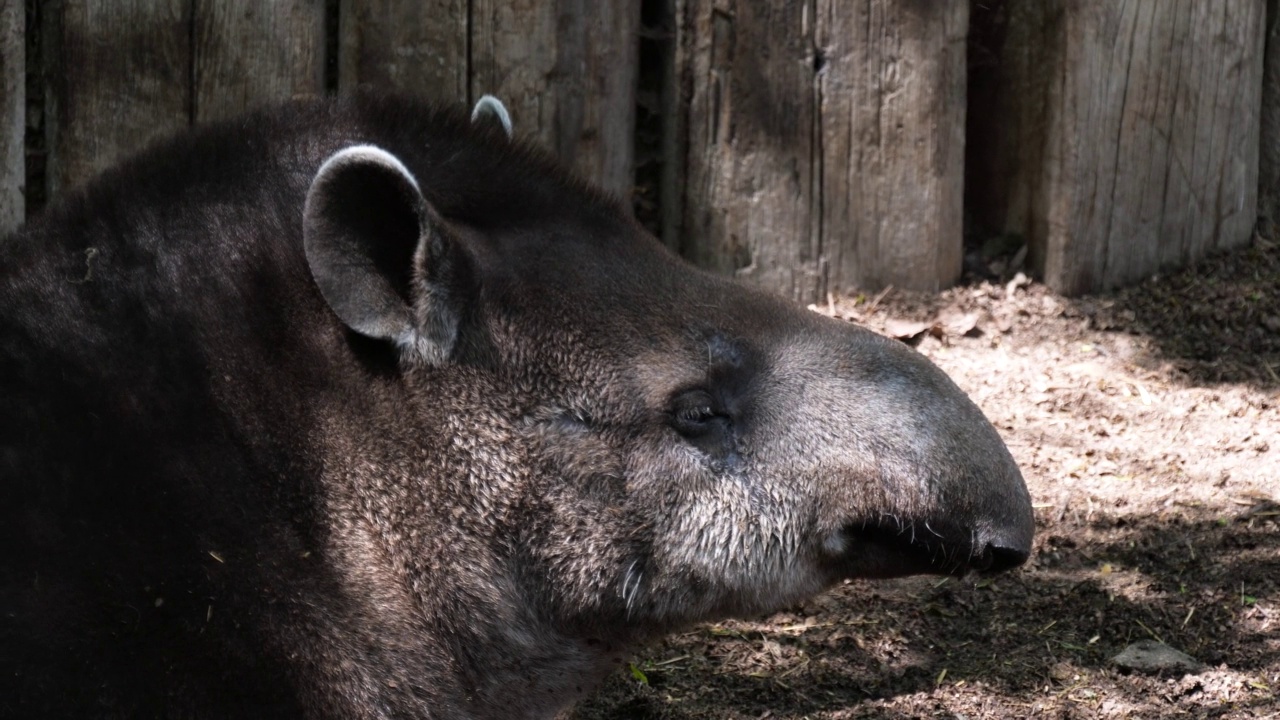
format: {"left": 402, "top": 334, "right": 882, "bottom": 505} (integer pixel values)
{"left": 826, "top": 537, "right": 967, "bottom": 579}
{"left": 821, "top": 520, "right": 1012, "bottom": 580}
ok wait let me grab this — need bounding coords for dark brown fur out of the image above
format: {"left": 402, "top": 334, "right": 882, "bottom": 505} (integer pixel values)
{"left": 0, "top": 95, "right": 1033, "bottom": 719}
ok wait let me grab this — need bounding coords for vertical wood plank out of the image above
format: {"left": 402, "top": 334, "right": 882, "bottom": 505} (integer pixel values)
{"left": 677, "top": 0, "right": 967, "bottom": 302}
{"left": 816, "top": 0, "right": 967, "bottom": 294}
{"left": 678, "top": 0, "right": 817, "bottom": 299}
{"left": 337, "top": 0, "right": 468, "bottom": 103}
{"left": 470, "top": 0, "right": 640, "bottom": 200}
{"left": 985, "top": 0, "right": 1265, "bottom": 295}
{"left": 0, "top": 0, "right": 22, "bottom": 233}
{"left": 193, "top": 0, "right": 326, "bottom": 123}
{"left": 43, "top": 0, "right": 190, "bottom": 195}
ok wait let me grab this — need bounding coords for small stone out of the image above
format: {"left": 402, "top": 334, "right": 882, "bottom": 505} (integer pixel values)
{"left": 1048, "top": 661, "right": 1076, "bottom": 684}
{"left": 1112, "top": 640, "right": 1203, "bottom": 674}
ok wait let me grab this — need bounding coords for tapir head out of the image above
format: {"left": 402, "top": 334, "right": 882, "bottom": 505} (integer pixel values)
{"left": 302, "top": 141, "right": 1034, "bottom": 636}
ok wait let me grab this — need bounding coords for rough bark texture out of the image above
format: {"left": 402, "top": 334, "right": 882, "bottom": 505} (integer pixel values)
{"left": 980, "top": 1, "right": 1265, "bottom": 296}
{"left": 193, "top": 0, "right": 326, "bottom": 123}
{"left": 0, "top": 0, "right": 21, "bottom": 233}
{"left": 678, "top": 1, "right": 817, "bottom": 298}
{"left": 471, "top": 0, "right": 640, "bottom": 201}
{"left": 337, "top": 0, "right": 468, "bottom": 103}
{"left": 43, "top": 0, "right": 190, "bottom": 195}
{"left": 676, "top": 0, "right": 967, "bottom": 303}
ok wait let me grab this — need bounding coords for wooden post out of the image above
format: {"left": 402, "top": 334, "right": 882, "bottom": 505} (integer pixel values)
{"left": 817, "top": 1, "right": 967, "bottom": 296}
{"left": 43, "top": 0, "right": 191, "bottom": 194}
{"left": 338, "top": 0, "right": 468, "bottom": 103}
{"left": 470, "top": 0, "right": 640, "bottom": 200}
{"left": 1, "top": 0, "right": 22, "bottom": 233}
{"left": 678, "top": 1, "right": 818, "bottom": 299}
{"left": 193, "top": 0, "right": 327, "bottom": 123}
{"left": 676, "top": 0, "right": 967, "bottom": 303}
{"left": 977, "top": 1, "right": 1265, "bottom": 295}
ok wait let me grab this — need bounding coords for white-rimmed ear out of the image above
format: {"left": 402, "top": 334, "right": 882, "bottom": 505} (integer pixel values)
{"left": 303, "top": 145, "right": 458, "bottom": 364}
{"left": 471, "top": 94, "right": 513, "bottom": 139}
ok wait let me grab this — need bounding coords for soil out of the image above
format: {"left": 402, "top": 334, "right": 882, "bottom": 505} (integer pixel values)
{"left": 570, "top": 232, "right": 1279, "bottom": 719}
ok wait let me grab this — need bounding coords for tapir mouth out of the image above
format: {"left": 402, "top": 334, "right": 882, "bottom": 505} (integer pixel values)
{"left": 827, "top": 516, "right": 1031, "bottom": 580}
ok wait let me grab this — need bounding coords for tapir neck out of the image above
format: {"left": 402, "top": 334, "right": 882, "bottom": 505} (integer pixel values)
{"left": 317, "top": 394, "right": 631, "bottom": 718}
{"left": 323, "top": 510, "right": 630, "bottom": 718}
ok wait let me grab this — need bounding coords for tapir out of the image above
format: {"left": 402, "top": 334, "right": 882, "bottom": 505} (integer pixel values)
{"left": 0, "top": 94, "right": 1034, "bottom": 718}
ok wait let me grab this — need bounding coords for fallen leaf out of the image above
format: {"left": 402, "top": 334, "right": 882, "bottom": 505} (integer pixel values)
{"left": 884, "top": 319, "right": 932, "bottom": 341}
{"left": 939, "top": 310, "right": 981, "bottom": 337}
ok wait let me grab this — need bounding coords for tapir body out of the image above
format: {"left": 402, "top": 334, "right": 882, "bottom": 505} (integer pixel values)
{"left": 0, "top": 96, "right": 1033, "bottom": 718}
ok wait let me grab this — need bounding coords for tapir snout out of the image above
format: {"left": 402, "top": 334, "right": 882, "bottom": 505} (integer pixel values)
{"left": 796, "top": 321, "right": 1036, "bottom": 580}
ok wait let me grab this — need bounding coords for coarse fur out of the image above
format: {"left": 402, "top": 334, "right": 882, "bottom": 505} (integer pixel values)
{"left": 0, "top": 95, "right": 1033, "bottom": 719}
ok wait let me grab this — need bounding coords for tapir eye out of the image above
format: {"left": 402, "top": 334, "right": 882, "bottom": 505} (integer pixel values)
{"left": 676, "top": 403, "right": 715, "bottom": 426}
{"left": 669, "top": 390, "right": 727, "bottom": 439}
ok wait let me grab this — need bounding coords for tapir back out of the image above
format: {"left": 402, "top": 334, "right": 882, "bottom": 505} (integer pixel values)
{"left": 0, "top": 107, "right": 332, "bottom": 718}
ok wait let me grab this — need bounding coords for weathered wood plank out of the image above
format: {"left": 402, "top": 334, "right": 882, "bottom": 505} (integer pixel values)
{"left": 677, "top": 0, "right": 967, "bottom": 302}
{"left": 980, "top": 1, "right": 1265, "bottom": 295}
{"left": 470, "top": 0, "right": 639, "bottom": 200}
{"left": 678, "top": 0, "right": 817, "bottom": 300}
{"left": 43, "top": 0, "right": 190, "bottom": 195}
{"left": 193, "top": 0, "right": 326, "bottom": 123}
{"left": 338, "top": 0, "right": 468, "bottom": 103}
{"left": 0, "top": 0, "right": 22, "bottom": 233}
{"left": 816, "top": 0, "right": 967, "bottom": 295}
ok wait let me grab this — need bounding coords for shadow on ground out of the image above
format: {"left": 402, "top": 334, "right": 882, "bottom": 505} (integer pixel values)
{"left": 572, "top": 505, "right": 1279, "bottom": 719}
{"left": 1067, "top": 233, "right": 1280, "bottom": 390}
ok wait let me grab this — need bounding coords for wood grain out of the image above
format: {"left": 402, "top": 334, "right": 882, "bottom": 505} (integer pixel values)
{"left": 816, "top": 0, "right": 967, "bottom": 295}
{"left": 0, "top": 0, "right": 22, "bottom": 233}
{"left": 678, "top": 0, "right": 967, "bottom": 302}
{"left": 471, "top": 0, "right": 639, "bottom": 200}
{"left": 1260, "top": 0, "right": 1280, "bottom": 225}
{"left": 193, "top": 0, "right": 326, "bottom": 123}
{"left": 338, "top": 0, "right": 468, "bottom": 103}
{"left": 43, "top": 0, "right": 190, "bottom": 194}
{"left": 983, "top": 1, "right": 1265, "bottom": 295}
{"left": 679, "top": 0, "right": 818, "bottom": 299}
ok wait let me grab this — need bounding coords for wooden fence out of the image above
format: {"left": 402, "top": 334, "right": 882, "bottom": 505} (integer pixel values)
{"left": 0, "top": 0, "right": 1273, "bottom": 300}
{"left": 969, "top": 1, "right": 1266, "bottom": 295}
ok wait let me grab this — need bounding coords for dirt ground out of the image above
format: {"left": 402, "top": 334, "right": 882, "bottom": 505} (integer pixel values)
{"left": 571, "top": 231, "right": 1279, "bottom": 719}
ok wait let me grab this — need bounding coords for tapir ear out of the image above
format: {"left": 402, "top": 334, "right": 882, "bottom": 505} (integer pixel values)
{"left": 303, "top": 145, "right": 458, "bottom": 364}
{"left": 470, "top": 94, "right": 513, "bottom": 139}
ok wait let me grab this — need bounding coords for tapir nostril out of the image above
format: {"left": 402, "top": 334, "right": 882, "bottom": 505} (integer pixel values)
{"left": 977, "top": 543, "right": 1030, "bottom": 574}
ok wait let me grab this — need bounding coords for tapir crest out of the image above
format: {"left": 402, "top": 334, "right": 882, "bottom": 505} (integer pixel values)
{"left": 0, "top": 95, "right": 1033, "bottom": 719}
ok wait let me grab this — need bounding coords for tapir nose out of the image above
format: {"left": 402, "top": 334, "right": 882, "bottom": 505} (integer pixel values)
{"left": 797, "top": 319, "right": 1037, "bottom": 579}
{"left": 970, "top": 498, "right": 1036, "bottom": 573}
{"left": 970, "top": 537, "right": 1031, "bottom": 573}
